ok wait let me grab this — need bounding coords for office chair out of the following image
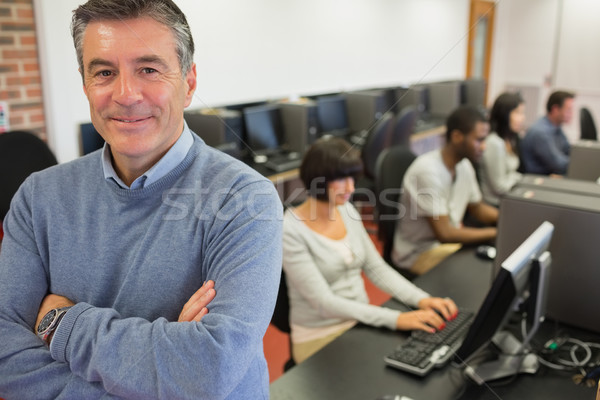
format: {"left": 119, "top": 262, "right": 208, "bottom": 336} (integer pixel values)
{"left": 391, "top": 106, "right": 417, "bottom": 147}
{"left": 0, "top": 131, "right": 58, "bottom": 222}
{"left": 270, "top": 269, "right": 296, "bottom": 371}
{"left": 374, "top": 145, "right": 417, "bottom": 279}
{"left": 352, "top": 112, "right": 395, "bottom": 206}
{"left": 580, "top": 107, "right": 597, "bottom": 141}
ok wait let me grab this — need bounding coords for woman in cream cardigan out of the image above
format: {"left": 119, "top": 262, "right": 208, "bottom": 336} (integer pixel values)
{"left": 282, "top": 137, "right": 457, "bottom": 364}
{"left": 479, "top": 92, "right": 526, "bottom": 206}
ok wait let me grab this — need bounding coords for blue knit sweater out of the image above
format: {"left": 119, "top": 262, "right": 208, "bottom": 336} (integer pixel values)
{"left": 0, "top": 137, "right": 282, "bottom": 399}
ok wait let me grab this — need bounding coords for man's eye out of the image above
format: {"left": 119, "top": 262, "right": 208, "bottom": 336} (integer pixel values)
{"left": 142, "top": 68, "right": 157, "bottom": 74}
{"left": 96, "top": 70, "right": 112, "bottom": 77}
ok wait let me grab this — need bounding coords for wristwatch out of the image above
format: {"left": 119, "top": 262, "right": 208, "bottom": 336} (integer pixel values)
{"left": 36, "top": 306, "right": 71, "bottom": 346}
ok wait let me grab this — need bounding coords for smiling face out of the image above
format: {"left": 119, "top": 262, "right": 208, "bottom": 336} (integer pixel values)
{"left": 81, "top": 17, "right": 196, "bottom": 177}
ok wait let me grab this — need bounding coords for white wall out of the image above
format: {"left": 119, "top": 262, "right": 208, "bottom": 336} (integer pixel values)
{"left": 35, "top": 0, "right": 470, "bottom": 163}
{"left": 489, "top": 0, "right": 600, "bottom": 142}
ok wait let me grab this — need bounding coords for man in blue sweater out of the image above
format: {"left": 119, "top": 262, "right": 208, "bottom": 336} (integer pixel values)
{"left": 520, "top": 90, "right": 575, "bottom": 175}
{"left": 0, "top": 1, "right": 282, "bottom": 399}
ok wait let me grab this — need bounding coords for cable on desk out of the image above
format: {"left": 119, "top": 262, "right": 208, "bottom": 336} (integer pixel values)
{"left": 525, "top": 318, "right": 600, "bottom": 388}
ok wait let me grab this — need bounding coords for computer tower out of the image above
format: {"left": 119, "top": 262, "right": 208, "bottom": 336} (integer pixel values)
{"left": 495, "top": 187, "right": 600, "bottom": 333}
{"left": 345, "top": 89, "right": 390, "bottom": 132}
{"left": 428, "top": 81, "right": 462, "bottom": 118}
{"left": 396, "top": 84, "right": 429, "bottom": 119}
{"left": 184, "top": 108, "right": 243, "bottom": 158}
{"left": 516, "top": 174, "right": 600, "bottom": 197}
{"left": 278, "top": 100, "right": 320, "bottom": 154}
{"left": 567, "top": 140, "right": 600, "bottom": 182}
{"left": 461, "top": 78, "right": 487, "bottom": 110}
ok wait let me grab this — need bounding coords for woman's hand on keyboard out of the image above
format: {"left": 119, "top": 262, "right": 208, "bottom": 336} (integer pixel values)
{"left": 395, "top": 309, "right": 445, "bottom": 333}
{"left": 417, "top": 297, "right": 458, "bottom": 322}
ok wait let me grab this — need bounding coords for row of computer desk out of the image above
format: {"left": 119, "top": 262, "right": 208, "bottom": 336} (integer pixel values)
{"left": 269, "top": 246, "right": 599, "bottom": 400}
{"left": 258, "top": 124, "right": 600, "bottom": 399}
{"left": 258, "top": 123, "right": 447, "bottom": 203}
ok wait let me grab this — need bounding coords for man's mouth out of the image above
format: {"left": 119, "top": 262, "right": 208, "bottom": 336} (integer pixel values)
{"left": 113, "top": 117, "right": 150, "bottom": 123}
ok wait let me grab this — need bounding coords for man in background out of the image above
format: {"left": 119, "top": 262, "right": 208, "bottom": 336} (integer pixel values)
{"left": 520, "top": 90, "right": 575, "bottom": 175}
{"left": 392, "top": 106, "right": 498, "bottom": 275}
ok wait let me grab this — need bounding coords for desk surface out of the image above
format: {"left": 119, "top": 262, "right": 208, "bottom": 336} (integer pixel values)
{"left": 270, "top": 248, "right": 598, "bottom": 400}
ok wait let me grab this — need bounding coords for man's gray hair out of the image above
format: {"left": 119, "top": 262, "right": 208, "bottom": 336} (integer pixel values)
{"left": 71, "top": 0, "right": 195, "bottom": 78}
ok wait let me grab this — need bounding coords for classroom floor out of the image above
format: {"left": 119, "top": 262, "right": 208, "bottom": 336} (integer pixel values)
{"left": 264, "top": 215, "right": 391, "bottom": 382}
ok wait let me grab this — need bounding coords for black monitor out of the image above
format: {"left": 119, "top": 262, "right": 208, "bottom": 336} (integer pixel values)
{"left": 242, "top": 104, "right": 285, "bottom": 155}
{"left": 454, "top": 221, "right": 554, "bottom": 384}
{"left": 315, "top": 95, "right": 349, "bottom": 136}
{"left": 79, "top": 122, "right": 105, "bottom": 155}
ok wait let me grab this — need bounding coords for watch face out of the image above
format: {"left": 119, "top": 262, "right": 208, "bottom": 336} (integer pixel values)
{"left": 37, "top": 309, "right": 58, "bottom": 334}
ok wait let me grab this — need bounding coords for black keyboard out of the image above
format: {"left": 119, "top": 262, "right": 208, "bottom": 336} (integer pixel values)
{"left": 384, "top": 310, "right": 474, "bottom": 376}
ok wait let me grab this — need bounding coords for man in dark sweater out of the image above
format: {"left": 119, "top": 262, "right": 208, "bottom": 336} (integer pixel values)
{"left": 521, "top": 90, "right": 575, "bottom": 175}
{"left": 0, "top": 1, "right": 282, "bottom": 399}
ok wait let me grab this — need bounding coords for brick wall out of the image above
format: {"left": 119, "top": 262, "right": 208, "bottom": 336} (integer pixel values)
{"left": 0, "top": 0, "right": 46, "bottom": 140}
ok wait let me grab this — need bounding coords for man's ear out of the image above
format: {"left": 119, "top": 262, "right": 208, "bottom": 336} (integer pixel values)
{"left": 449, "top": 129, "right": 464, "bottom": 145}
{"left": 183, "top": 63, "right": 197, "bottom": 108}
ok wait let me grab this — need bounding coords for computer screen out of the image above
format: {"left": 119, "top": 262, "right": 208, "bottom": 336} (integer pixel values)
{"left": 315, "top": 95, "right": 349, "bottom": 135}
{"left": 242, "top": 104, "right": 285, "bottom": 153}
{"left": 454, "top": 221, "right": 554, "bottom": 383}
{"left": 79, "top": 122, "right": 104, "bottom": 155}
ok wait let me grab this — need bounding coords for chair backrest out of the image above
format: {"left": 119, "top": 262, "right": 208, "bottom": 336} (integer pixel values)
{"left": 391, "top": 106, "right": 417, "bottom": 147}
{"left": 580, "top": 107, "right": 598, "bottom": 141}
{"left": 270, "top": 269, "right": 291, "bottom": 334}
{"left": 374, "top": 145, "right": 416, "bottom": 264}
{"left": 361, "top": 112, "right": 395, "bottom": 179}
{"left": 0, "top": 131, "right": 58, "bottom": 221}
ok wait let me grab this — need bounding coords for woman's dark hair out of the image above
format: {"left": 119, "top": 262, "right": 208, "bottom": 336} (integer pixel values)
{"left": 300, "top": 137, "right": 363, "bottom": 201}
{"left": 489, "top": 92, "right": 524, "bottom": 141}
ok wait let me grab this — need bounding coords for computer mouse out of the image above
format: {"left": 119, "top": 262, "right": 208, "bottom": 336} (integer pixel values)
{"left": 375, "top": 395, "right": 414, "bottom": 400}
{"left": 476, "top": 245, "right": 496, "bottom": 260}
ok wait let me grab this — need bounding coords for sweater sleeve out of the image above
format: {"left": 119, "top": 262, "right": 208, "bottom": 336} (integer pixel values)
{"left": 344, "top": 204, "right": 430, "bottom": 308}
{"left": 482, "top": 136, "right": 522, "bottom": 196}
{"left": 0, "top": 179, "right": 109, "bottom": 399}
{"left": 283, "top": 211, "right": 401, "bottom": 331}
{"left": 0, "top": 178, "right": 282, "bottom": 400}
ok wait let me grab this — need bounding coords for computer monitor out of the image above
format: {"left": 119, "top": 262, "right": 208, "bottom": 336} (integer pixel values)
{"left": 315, "top": 94, "right": 349, "bottom": 137}
{"left": 79, "top": 122, "right": 105, "bottom": 155}
{"left": 454, "top": 221, "right": 554, "bottom": 384}
{"left": 242, "top": 103, "right": 285, "bottom": 155}
{"left": 567, "top": 140, "right": 600, "bottom": 182}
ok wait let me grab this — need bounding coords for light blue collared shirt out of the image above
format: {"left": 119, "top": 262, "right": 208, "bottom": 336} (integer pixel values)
{"left": 102, "top": 123, "right": 194, "bottom": 189}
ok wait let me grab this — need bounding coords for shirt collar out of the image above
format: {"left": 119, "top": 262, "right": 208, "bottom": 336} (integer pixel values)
{"left": 102, "top": 123, "right": 194, "bottom": 189}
